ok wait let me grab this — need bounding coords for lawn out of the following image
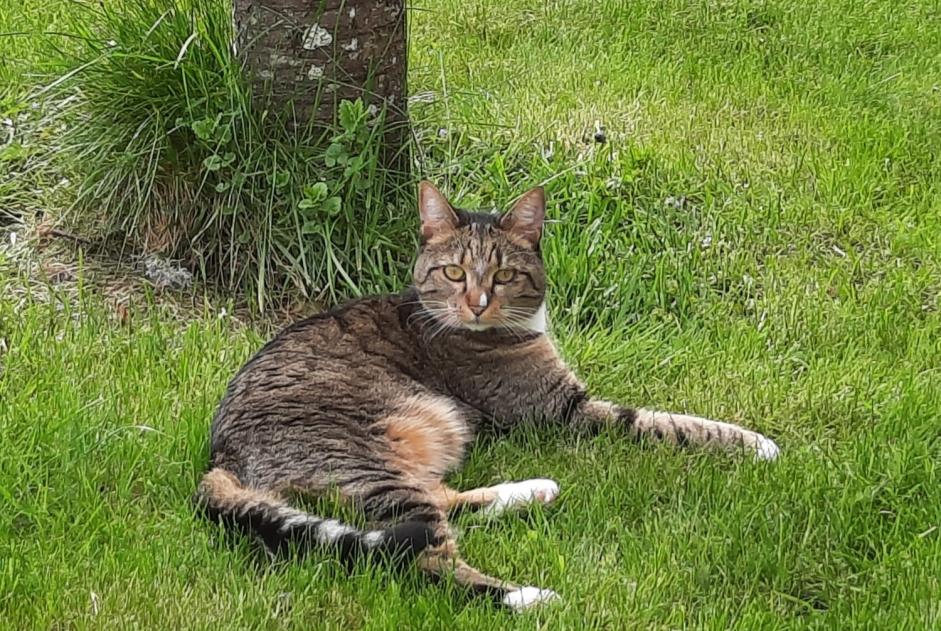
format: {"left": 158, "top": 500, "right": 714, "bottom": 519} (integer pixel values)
{"left": 2, "top": 0, "right": 941, "bottom": 629}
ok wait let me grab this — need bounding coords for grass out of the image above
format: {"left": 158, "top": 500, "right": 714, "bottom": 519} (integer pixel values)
{"left": 2, "top": 0, "right": 941, "bottom": 628}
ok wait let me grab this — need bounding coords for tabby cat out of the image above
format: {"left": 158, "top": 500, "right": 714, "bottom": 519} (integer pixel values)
{"left": 196, "top": 182, "right": 779, "bottom": 611}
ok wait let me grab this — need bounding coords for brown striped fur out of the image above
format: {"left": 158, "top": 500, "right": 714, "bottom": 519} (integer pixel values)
{"left": 196, "top": 181, "right": 779, "bottom": 609}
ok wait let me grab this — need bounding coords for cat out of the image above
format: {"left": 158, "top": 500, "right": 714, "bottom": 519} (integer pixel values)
{"left": 196, "top": 181, "right": 779, "bottom": 611}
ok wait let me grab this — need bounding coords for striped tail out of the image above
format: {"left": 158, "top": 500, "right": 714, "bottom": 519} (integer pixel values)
{"left": 195, "top": 468, "right": 439, "bottom": 563}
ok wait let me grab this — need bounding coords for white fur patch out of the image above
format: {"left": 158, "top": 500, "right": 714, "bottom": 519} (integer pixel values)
{"left": 502, "top": 586, "right": 560, "bottom": 611}
{"left": 315, "top": 519, "right": 358, "bottom": 543}
{"left": 279, "top": 512, "right": 316, "bottom": 532}
{"left": 523, "top": 302, "right": 547, "bottom": 333}
{"left": 482, "top": 479, "right": 560, "bottom": 516}
{"left": 362, "top": 530, "right": 386, "bottom": 547}
{"left": 464, "top": 321, "right": 492, "bottom": 331}
{"left": 755, "top": 435, "right": 780, "bottom": 461}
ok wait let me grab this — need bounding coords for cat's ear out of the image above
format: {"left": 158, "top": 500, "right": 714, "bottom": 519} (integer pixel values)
{"left": 500, "top": 186, "right": 545, "bottom": 248}
{"left": 418, "top": 181, "right": 459, "bottom": 241}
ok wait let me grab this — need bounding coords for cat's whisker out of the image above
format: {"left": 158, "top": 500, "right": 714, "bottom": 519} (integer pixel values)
{"left": 406, "top": 303, "right": 451, "bottom": 330}
{"left": 498, "top": 320, "right": 534, "bottom": 340}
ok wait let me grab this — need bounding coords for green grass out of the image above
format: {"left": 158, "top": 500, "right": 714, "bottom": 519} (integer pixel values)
{"left": 3, "top": 0, "right": 941, "bottom": 628}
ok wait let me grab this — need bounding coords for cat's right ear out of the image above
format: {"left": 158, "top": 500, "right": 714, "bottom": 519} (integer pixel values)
{"left": 418, "top": 181, "right": 459, "bottom": 242}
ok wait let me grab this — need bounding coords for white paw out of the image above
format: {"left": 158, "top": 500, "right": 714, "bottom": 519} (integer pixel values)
{"left": 502, "top": 586, "right": 561, "bottom": 611}
{"left": 482, "top": 479, "right": 560, "bottom": 516}
{"left": 754, "top": 434, "right": 780, "bottom": 461}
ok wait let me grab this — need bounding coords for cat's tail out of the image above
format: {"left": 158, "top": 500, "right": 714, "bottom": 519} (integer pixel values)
{"left": 194, "top": 468, "right": 439, "bottom": 563}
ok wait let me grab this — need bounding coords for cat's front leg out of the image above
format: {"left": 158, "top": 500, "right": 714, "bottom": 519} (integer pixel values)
{"left": 571, "top": 398, "right": 780, "bottom": 461}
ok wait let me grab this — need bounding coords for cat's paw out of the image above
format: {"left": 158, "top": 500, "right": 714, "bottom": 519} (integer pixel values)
{"left": 482, "top": 479, "right": 560, "bottom": 516}
{"left": 502, "top": 586, "right": 561, "bottom": 611}
{"left": 754, "top": 434, "right": 780, "bottom": 461}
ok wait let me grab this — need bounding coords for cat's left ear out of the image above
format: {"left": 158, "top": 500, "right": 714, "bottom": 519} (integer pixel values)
{"left": 419, "top": 181, "right": 459, "bottom": 242}
{"left": 500, "top": 187, "right": 545, "bottom": 248}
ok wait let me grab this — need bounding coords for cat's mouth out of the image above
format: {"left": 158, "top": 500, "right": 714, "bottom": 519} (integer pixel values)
{"left": 457, "top": 298, "right": 506, "bottom": 329}
{"left": 422, "top": 299, "right": 544, "bottom": 334}
{"left": 461, "top": 310, "right": 496, "bottom": 330}
{"left": 457, "top": 309, "right": 495, "bottom": 330}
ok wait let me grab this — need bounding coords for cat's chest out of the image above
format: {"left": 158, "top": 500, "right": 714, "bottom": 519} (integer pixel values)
{"left": 438, "top": 335, "right": 565, "bottom": 412}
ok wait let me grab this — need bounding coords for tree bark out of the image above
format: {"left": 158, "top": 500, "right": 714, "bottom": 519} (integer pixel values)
{"left": 232, "top": 0, "right": 407, "bottom": 132}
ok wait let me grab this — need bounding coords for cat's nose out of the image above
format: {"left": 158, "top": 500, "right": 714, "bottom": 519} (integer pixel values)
{"left": 467, "top": 290, "right": 488, "bottom": 316}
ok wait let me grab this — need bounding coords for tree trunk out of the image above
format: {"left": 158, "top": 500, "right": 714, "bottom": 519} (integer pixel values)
{"left": 232, "top": 0, "right": 407, "bottom": 133}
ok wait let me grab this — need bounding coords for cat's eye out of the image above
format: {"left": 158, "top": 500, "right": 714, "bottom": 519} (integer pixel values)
{"left": 442, "top": 265, "right": 466, "bottom": 281}
{"left": 493, "top": 268, "right": 517, "bottom": 284}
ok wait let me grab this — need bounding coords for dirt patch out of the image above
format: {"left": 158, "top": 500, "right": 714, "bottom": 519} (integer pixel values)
{"left": 0, "top": 216, "right": 321, "bottom": 330}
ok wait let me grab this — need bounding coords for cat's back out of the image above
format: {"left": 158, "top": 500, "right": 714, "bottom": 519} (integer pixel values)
{"left": 209, "top": 292, "right": 425, "bottom": 452}
{"left": 260, "top": 292, "right": 410, "bottom": 358}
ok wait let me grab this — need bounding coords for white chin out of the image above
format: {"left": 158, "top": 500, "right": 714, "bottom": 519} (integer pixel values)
{"left": 463, "top": 321, "right": 493, "bottom": 331}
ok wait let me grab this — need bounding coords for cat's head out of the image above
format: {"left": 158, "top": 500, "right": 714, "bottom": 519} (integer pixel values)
{"left": 413, "top": 181, "right": 547, "bottom": 333}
